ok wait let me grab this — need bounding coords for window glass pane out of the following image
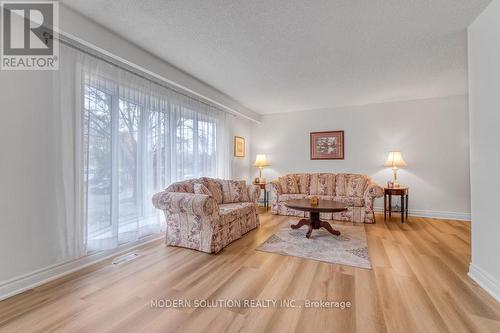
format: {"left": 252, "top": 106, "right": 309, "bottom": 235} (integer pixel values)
{"left": 84, "top": 86, "right": 112, "bottom": 238}
{"left": 176, "top": 116, "right": 194, "bottom": 179}
{"left": 118, "top": 99, "right": 140, "bottom": 230}
{"left": 197, "top": 119, "right": 217, "bottom": 177}
{"left": 146, "top": 110, "right": 168, "bottom": 216}
{"left": 197, "top": 120, "right": 212, "bottom": 155}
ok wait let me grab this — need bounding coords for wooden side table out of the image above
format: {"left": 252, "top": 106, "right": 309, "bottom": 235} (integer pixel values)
{"left": 384, "top": 187, "right": 409, "bottom": 223}
{"left": 254, "top": 182, "right": 269, "bottom": 209}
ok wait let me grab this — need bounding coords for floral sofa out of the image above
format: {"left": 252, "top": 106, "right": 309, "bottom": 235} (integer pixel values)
{"left": 270, "top": 173, "right": 383, "bottom": 223}
{"left": 152, "top": 177, "right": 260, "bottom": 253}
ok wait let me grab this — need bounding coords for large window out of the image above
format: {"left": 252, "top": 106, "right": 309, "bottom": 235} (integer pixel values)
{"left": 82, "top": 72, "right": 224, "bottom": 251}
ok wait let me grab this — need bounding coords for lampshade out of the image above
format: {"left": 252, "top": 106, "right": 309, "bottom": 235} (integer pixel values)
{"left": 254, "top": 154, "right": 270, "bottom": 167}
{"left": 384, "top": 151, "right": 407, "bottom": 168}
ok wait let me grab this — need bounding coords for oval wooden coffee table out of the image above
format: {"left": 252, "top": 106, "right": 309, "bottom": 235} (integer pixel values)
{"left": 284, "top": 199, "right": 348, "bottom": 238}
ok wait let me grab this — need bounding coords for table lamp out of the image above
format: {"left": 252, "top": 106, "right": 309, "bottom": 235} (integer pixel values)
{"left": 384, "top": 151, "right": 406, "bottom": 187}
{"left": 254, "top": 154, "right": 270, "bottom": 183}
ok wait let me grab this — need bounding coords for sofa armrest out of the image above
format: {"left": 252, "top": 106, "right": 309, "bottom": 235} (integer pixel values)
{"left": 363, "top": 182, "right": 384, "bottom": 207}
{"left": 270, "top": 180, "right": 282, "bottom": 195}
{"left": 269, "top": 180, "right": 282, "bottom": 204}
{"left": 247, "top": 184, "right": 261, "bottom": 203}
{"left": 152, "top": 191, "right": 217, "bottom": 216}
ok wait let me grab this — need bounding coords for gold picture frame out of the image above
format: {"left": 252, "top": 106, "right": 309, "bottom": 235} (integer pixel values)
{"left": 234, "top": 136, "right": 245, "bottom": 157}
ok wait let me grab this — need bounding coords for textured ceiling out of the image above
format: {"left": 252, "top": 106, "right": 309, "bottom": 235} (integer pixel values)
{"left": 61, "top": 0, "right": 491, "bottom": 114}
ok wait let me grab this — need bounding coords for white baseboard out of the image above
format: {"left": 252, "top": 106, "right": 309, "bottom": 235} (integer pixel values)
{"left": 373, "top": 207, "right": 470, "bottom": 221}
{"left": 468, "top": 263, "right": 500, "bottom": 302}
{"left": 0, "top": 235, "right": 162, "bottom": 301}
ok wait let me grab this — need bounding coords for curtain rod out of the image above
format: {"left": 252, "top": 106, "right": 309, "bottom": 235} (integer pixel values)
{"left": 57, "top": 31, "right": 261, "bottom": 123}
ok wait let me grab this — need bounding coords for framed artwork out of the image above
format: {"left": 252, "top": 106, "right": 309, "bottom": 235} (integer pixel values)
{"left": 234, "top": 136, "right": 245, "bottom": 157}
{"left": 310, "top": 131, "right": 344, "bottom": 160}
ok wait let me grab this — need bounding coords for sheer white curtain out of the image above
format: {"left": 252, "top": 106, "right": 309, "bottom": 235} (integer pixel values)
{"left": 53, "top": 45, "right": 86, "bottom": 260}
{"left": 57, "top": 44, "right": 230, "bottom": 253}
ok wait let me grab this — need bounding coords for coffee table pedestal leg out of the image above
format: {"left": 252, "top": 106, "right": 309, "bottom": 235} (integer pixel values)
{"left": 291, "top": 211, "right": 340, "bottom": 238}
{"left": 290, "top": 218, "right": 309, "bottom": 230}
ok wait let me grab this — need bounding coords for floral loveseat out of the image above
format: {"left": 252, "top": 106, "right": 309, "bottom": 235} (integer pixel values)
{"left": 270, "top": 173, "right": 383, "bottom": 223}
{"left": 152, "top": 177, "right": 260, "bottom": 253}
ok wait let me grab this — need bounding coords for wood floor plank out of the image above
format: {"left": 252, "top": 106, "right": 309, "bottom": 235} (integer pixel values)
{"left": 0, "top": 212, "right": 499, "bottom": 333}
{"left": 354, "top": 268, "right": 387, "bottom": 333}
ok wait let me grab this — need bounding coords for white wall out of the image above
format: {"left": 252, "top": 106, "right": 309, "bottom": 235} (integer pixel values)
{"left": 228, "top": 116, "right": 254, "bottom": 182}
{"left": 468, "top": 0, "right": 500, "bottom": 302}
{"left": 0, "top": 71, "right": 61, "bottom": 283}
{"left": 251, "top": 95, "right": 470, "bottom": 219}
{"left": 0, "top": 5, "right": 255, "bottom": 298}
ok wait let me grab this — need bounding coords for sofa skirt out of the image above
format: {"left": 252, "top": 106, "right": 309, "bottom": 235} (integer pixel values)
{"left": 165, "top": 208, "right": 260, "bottom": 253}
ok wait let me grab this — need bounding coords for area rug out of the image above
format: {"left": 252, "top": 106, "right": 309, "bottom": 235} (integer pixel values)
{"left": 256, "top": 221, "right": 371, "bottom": 269}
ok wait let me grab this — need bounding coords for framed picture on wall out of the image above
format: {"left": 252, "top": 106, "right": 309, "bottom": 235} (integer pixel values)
{"left": 310, "top": 131, "right": 344, "bottom": 160}
{"left": 234, "top": 136, "right": 245, "bottom": 157}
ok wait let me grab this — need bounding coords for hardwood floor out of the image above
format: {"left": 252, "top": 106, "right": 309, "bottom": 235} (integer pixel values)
{"left": 0, "top": 212, "right": 499, "bottom": 333}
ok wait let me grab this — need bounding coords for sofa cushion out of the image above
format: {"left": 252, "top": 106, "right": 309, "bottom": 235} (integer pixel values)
{"left": 219, "top": 202, "right": 254, "bottom": 225}
{"left": 199, "top": 177, "right": 224, "bottom": 204}
{"left": 219, "top": 180, "right": 249, "bottom": 203}
{"left": 336, "top": 174, "right": 368, "bottom": 197}
{"left": 292, "top": 173, "right": 310, "bottom": 194}
{"left": 347, "top": 176, "right": 368, "bottom": 197}
{"left": 334, "top": 196, "right": 365, "bottom": 207}
{"left": 194, "top": 183, "right": 212, "bottom": 197}
{"left": 278, "top": 193, "right": 307, "bottom": 202}
{"left": 309, "top": 173, "right": 335, "bottom": 196}
{"left": 278, "top": 175, "right": 300, "bottom": 194}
